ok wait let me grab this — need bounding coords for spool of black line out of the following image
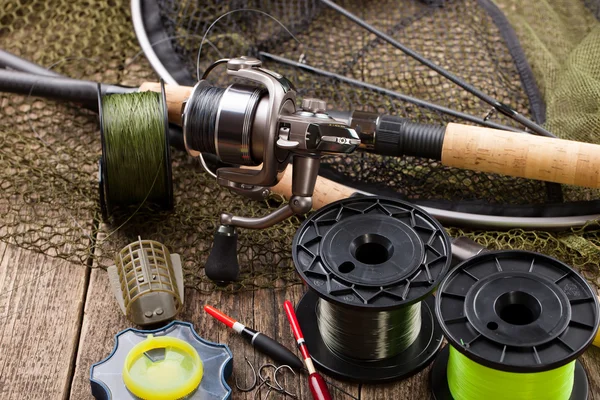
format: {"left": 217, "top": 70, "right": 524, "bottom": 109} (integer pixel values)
{"left": 98, "top": 81, "right": 173, "bottom": 218}
{"left": 431, "top": 250, "right": 600, "bottom": 400}
{"left": 292, "top": 196, "right": 451, "bottom": 383}
{"left": 182, "top": 79, "right": 266, "bottom": 165}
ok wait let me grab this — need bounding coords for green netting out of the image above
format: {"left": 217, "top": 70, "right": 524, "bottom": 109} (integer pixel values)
{"left": 0, "top": 0, "right": 599, "bottom": 295}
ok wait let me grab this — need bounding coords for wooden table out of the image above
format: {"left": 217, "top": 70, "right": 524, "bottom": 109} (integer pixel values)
{"left": 1, "top": 243, "right": 600, "bottom": 399}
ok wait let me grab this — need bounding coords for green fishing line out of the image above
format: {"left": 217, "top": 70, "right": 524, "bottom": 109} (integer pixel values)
{"left": 101, "top": 91, "right": 169, "bottom": 211}
{"left": 447, "top": 346, "right": 575, "bottom": 400}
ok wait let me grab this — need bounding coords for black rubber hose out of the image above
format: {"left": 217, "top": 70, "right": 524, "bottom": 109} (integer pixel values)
{"left": 374, "top": 115, "right": 445, "bottom": 160}
{"left": 0, "top": 69, "right": 135, "bottom": 111}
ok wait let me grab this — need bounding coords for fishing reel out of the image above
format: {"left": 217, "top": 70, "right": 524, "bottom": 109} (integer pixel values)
{"left": 181, "top": 56, "right": 360, "bottom": 282}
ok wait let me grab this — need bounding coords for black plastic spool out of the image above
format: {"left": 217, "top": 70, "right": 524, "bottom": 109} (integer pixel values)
{"left": 431, "top": 250, "right": 600, "bottom": 399}
{"left": 98, "top": 80, "right": 173, "bottom": 219}
{"left": 292, "top": 196, "right": 451, "bottom": 383}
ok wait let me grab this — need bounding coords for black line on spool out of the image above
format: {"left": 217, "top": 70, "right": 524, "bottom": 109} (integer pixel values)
{"left": 292, "top": 196, "right": 451, "bottom": 382}
{"left": 159, "top": 79, "right": 174, "bottom": 210}
{"left": 297, "top": 290, "right": 443, "bottom": 383}
{"left": 97, "top": 83, "right": 109, "bottom": 220}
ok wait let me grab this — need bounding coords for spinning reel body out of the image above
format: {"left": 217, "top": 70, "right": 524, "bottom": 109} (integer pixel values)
{"left": 182, "top": 57, "right": 360, "bottom": 282}
{"left": 183, "top": 56, "right": 360, "bottom": 230}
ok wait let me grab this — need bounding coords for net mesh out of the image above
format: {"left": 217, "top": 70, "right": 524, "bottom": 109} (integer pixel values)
{"left": 0, "top": 0, "right": 599, "bottom": 294}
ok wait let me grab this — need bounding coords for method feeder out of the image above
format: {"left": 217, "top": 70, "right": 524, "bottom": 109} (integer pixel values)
{"left": 107, "top": 238, "right": 184, "bottom": 327}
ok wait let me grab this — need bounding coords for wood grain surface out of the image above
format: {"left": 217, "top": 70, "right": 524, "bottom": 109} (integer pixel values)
{"left": 0, "top": 239, "right": 598, "bottom": 399}
{"left": 66, "top": 264, "right": 600, "bottom": 399}
{"left": 0, "top": 242, "right": 88, "bottom": 400}
{"left": 69, "top": 268, "right": 360, "bottom": 400}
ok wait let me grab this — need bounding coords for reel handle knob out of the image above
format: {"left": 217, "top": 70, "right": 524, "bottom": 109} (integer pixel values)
{"left": 205, "top": 225, "right": 240, "bottom": 283}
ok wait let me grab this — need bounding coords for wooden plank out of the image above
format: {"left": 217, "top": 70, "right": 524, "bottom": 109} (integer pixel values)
{"left": 0, "top": 242, "right": 88, "bottom": 400}
{"left": 275, "top": 285, "right": 361, "bottom": 400}
{"left": 581, "top": 347, "right": 600, "bottom": 399}
{"left": 68, "top": 267, "right": 131, "bottom": 400}
{"left": 69, "top": 266, "right": 234, "bottom": 400}
{"left": 361, "top": 367, "right": 431, "bottom": 399}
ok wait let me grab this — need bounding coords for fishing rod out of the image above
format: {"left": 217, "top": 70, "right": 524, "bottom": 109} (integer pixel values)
{"left": 3, "top": 52, "right": 600, "bottom": 279}
{"left": 3, "top": 63, "right": 599, "bottom": 193}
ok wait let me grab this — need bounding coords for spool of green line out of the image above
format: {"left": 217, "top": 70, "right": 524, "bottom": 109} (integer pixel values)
{"left": 431, "top": 250, "right": 600, "bottom": 400}
{"left": 98, "top": 81, "right": 173, "bottom": 217}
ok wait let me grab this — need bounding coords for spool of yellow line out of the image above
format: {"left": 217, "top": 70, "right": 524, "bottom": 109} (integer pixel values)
{"left": 432, "top": 251, "right": 599, "bottom": 400}
{"left": 447, "top": 346, "right": 575, "bottom": 400}
{"left": 122, "top": 335, "right": 203, "bottom": 400}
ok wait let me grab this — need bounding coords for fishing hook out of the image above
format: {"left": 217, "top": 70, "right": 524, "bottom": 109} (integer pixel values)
{"left": 253, "top": 379, "right": 270, "bottom": 400}
{"left": 274, "top": 365, "right": 298, "bottom": 398}
{"left": 259, "top": 364, "right": 287, "bottom": 392}
{"left": 235, "top": 356, "right": 258, "bottom": 392}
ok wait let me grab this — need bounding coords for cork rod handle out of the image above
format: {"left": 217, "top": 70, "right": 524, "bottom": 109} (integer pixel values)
{"left": 442, "top": 123, "right": 600, "bottom": 188}
{"left": 270, "top": 167, "right": 356, "bottom": 209}
{"left": 139, "top": 82, "right": 192, "bottom": 126}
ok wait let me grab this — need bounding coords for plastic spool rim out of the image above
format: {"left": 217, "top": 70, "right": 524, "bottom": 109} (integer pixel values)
{"left": 435, "top": 250, "right": 599, "bottom": 372}
{"left": 159, "top": 79, "right": 174, "bottom": 210}
{"left": 97, "top": 84, "right": 109, "bottom": 219}
{"left": 292, "top": 196, "right": 452, "bottom": 310}
{"left": 297, "top": 290, "right": 443, "bottom": 382}
{"left": 431, "top": 250, "right": 599, "bottom": 399}
{"left": 292, "top": 196, "right": 451, "bottom": 382}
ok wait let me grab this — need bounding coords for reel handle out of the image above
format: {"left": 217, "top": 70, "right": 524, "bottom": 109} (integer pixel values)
{"left": 205, "top": 225, "right": 240, "bottom": 283}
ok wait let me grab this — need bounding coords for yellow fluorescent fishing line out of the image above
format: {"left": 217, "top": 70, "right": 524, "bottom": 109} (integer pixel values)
{"left": 447, "top": 346, "right": 575, "bottom": 400}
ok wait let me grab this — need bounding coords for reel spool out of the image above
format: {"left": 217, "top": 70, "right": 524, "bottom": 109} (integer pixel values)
{"left": 98, "top": 81, "right": 173, "bottom": 218}
{"left": 107, "top": 238, "right": 184, "bottom": 327}
{"left": 292, "top": 196, "right": 451, "bottom": 382}
{"left": 431, "top": 250, "right": 600, "bottom": 400}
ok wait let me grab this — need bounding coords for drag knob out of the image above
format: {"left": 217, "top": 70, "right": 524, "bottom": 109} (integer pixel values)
{"left": 301, "top": 98, "right": 327, "bottom": 114}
